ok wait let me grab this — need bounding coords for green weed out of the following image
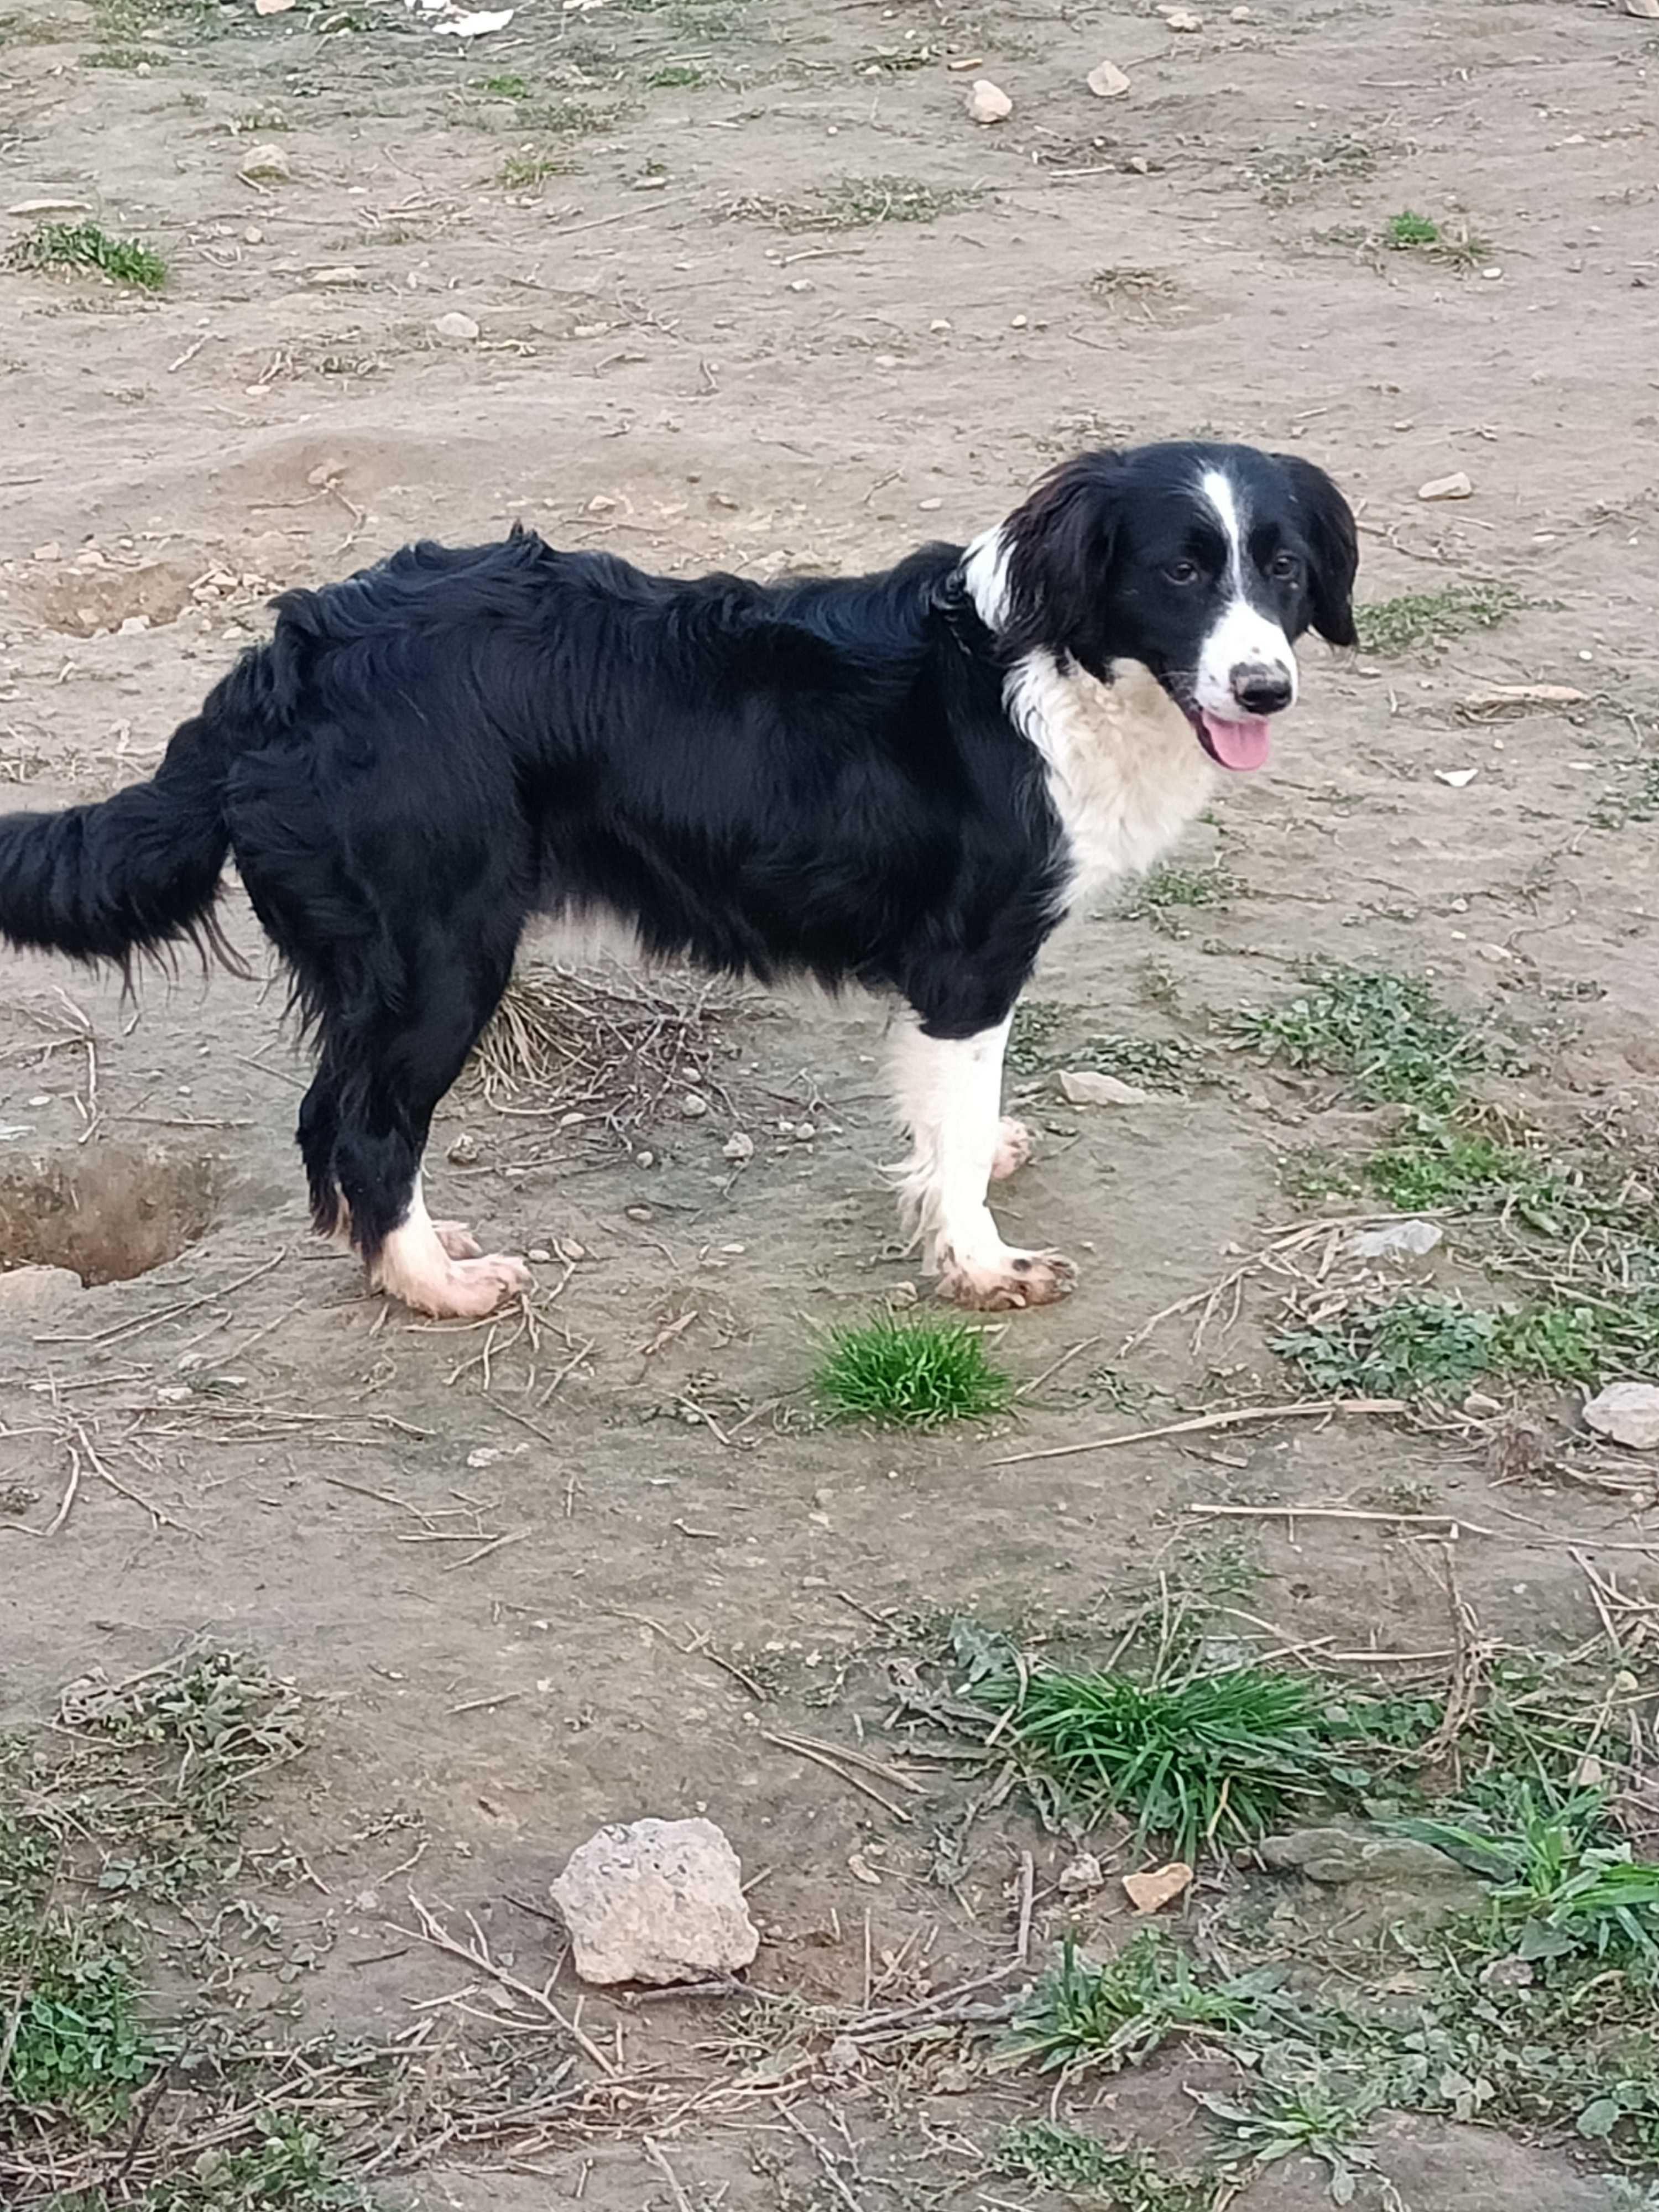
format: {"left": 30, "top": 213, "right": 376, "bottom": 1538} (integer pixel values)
{"left": 1238, "top": 967, "right": 1488, "bottom": 1112}
{"left": 1005, "top": 999, "right": 1063, "bottom": 1074}
{"left": 998, "top": 2125, "right": 1218, "bottom": 2208}
{"left": 1276, "top": 1288, "right": 1659, "bottom": 1396}
{"left": 498, "top": 148, "right": 579, "bottom": 189}
{"left": 1385, "top": 208, "right": 1439, "bottom": 246}
{"left": 1384, "top": 207, "right": 1490, "bottom": 267}
{"left": 9, "top": 221, "right": 166, "bottom": 291}
{"left": 1399, "top": 1792, "right": 1659, "bottom": 1964}
{"left": 2, "top": 1929, "right": 150, "bottom": 2122}
{"left": 1354, "top": 581, "right": 1525, "bottom": 657}
{"left": 1193, "top": 2066, "right": 1389, "bottom": 2203}
{"left": 1592, "top": 760, "right": 1659, "bottom": 832}
{"left": 981, "top": 1664, "right": 1342, "bottom": 1855}
{"left": 1121, "top": 862, "right": 1237, "bottom": 916}
{"left": 646, "top": 60, "right": 707, "bottom": 86}
{"left": 812, "top": 1312, "right": 1011, "bottom": 1426}
{"left": 725, "top": 176, "right": 975, "bottom": 230}
{"left": 477, "top": 71, "right": 531, "bottom": 96}
{"left": 1002, "top": 1932, "right": 1266, "bottom": 2075}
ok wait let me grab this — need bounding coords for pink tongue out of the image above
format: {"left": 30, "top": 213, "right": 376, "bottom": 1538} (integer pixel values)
{"left": 1201, "top": 713, "right": 1272, "bottom": 771}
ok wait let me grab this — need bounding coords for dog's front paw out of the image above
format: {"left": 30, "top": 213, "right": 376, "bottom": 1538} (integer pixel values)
{"left": 937, "top": 1246, "right": 1077, "bottom": 1312}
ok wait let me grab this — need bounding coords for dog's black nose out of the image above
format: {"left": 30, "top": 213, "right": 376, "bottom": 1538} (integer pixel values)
{"left": 1231, "top": 664, "right": 1294, "bottom": 716}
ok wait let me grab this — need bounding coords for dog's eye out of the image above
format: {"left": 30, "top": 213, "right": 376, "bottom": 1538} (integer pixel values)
{"left": 1166, "top": 559, "right": 1201, "bottom": 586}
{"left": 1269, "top": 550, "right": 1300, "bottom": 581}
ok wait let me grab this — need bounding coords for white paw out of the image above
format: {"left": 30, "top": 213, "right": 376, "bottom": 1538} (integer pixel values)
{"left": 432, "top": 1218, "right": 483, "bottom": 1261}
{"left": 393, "top": 1253, "right": 533, "bottom": 1320}
{"left": 937, "top": 1246, "right": 1077, "bottom": 1312}
{"left": 990, "top": 1118, "right": 1034, "bottom": 1182}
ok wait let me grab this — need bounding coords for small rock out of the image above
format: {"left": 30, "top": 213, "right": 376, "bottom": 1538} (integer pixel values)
{"left": 1348, "top": 1219, "right": 1443, "bottom": 1262}
{"left": 307, "top": 265, "right": 365, "bottom": 289}
{"left": 1161, "top": 6, "right": 1203, "bottom": 27}
{"left": 553, "top": 1818, "right": 759, "bottom": 1987}
{"left": 1625, "top": 0, "right": 1659, "bottom": 17}
{"left": 1057, "top": 1852, "right": 1106, "bottom": 1894}
{"left": 527, "top": 1246, "right": 552, "bottom": 1263}
{"left": 254, "top": 0, "right": 296, "bottom": 13}
{"left": 680, "top": 1092, "right": 709, "bottom": 1118}
{"left": 431, "top": 310, "right": 481, "bottom": 344}
{"left": 966, "top": 79, "right": 1013, "bottom": 123}
{"left": 1123, "top": 1860, "right": 1192, "bottom": 1914}
{"left": 32, "top": 541, "right": 61, "bottom": 562}
{"left": 1418, "top": 470, "right": 1474, "bottom": 502}
{"left": 722, "top": 1131, "right": 754, "bottom": 1161}
{"left": 0, "top": 1265, "right": 82, "bottom": 1310}
{"left": 1583, "top": 1380, "right": 1659, "bottom": 1452}
{"left": 1059, "top": 1070, "right": 1151, "bottom": 1107}
{"left": 1087, "top": 59, "right": 1131, "bottom": 97}
{"left": 1434, "top": 767, "right": 1479, "bottom": 789}
{"left": 238, "top": 142, "right": 291, "bottom": 184}
{"left": 447, "top": 1131, "right": 481, "bottom": 1165}
{"left": 1259, "top": 1825, "right": 1471, "bottom": 1888}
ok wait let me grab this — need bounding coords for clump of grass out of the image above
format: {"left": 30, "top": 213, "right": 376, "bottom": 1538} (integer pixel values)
{"left": 477, "top": 70, "right": 532, "bottom": 96}
{"left": 1003, "top": 1932, "right": 1265, "bottom": 2075}
{"left": 8, "top": 220, "right": 166, "bottom": 291}
{"left": 1237, "top": 966, "right": 1488, "bottom": 1112}
{"left": 982, "top": 1664, "right": 1340, "bottom": 1855}
{"left": 1005, "top": 998, "right": 1063, "bottom": 1074}
{"left": 1384, "top": 206, "right": 1490, "bottom": 267}
{"left": 813, "top": 1312, "right": 1011, "bottom": 1427}
{"left": 1194, "top": 2067, "right": 1387, "bottom": 2203}
{"left": 646, "top": 59, "right": 707, "bottom": 86}
{"left": 725, "top": 175, "right": 975, "bottom": 231}
{"left": 1354, "top": 580, "right": 1525, "bottom": 656}
{"left": 998, "top": 2125, "right": 1215, "bottom": 2209}
{"left": 1591, "top": 759, "right": 1659, "bottom": 832}
{"left": 1366, "top": 1119, "right": 1546, "bottom": 1215}
{"left": 498, "top": 148, "right": 580, "bottom": 189}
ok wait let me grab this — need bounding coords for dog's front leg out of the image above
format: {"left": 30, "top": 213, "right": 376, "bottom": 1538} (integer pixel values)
{"left": 888, "top": 1008, "right": 1075, "bottom": 1311}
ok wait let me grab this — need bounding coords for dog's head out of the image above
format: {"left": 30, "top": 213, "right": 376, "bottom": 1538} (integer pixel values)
{"left": 982, "top": 441, "right": 1358, "bottom": 771}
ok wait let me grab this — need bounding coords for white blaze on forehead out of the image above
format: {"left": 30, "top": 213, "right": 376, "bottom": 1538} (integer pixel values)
{"left": 1194, "top": 462, "right": 1296, "bottom": 721}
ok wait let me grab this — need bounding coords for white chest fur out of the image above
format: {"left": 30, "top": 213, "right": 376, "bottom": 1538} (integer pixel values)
{"left": 1004, "top": 650, "right": 1218, "bottom": 911}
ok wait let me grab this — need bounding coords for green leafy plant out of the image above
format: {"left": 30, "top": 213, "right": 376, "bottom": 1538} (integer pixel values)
{"left": 1385, "top": 208, "right": 1439, "bottom": 246}
{"left": 9, "top": 220, "right": 166, "bottom": 290}
{"left": 1002, "top": 1932, "right": 1268, "bottom": 2075}
{"left": 1354, "top": 582, "right": 1524, "bottom": 657}
{"left": 1237, "top": 967, "right": 1487, "bottom": 1111}
{"left": 998, "top": 2120, "right": 1219, "bottom": 2207}
{"left": 812, "top": 1313, "right": 1011, "bottom": 1426}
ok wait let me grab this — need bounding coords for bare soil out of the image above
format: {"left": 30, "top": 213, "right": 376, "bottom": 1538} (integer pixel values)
{"left": 1, "top": 0, "right": 1657, "bottom": 2204}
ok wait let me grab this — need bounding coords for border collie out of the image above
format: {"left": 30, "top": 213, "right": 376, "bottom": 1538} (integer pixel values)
{"left": 0, "top": 442, "right": 1355, "bottom": 1320}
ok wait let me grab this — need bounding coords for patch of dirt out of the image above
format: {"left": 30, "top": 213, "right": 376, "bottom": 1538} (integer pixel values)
{"left": 2, "top": 0, "right": 1657, "bottom": 2204}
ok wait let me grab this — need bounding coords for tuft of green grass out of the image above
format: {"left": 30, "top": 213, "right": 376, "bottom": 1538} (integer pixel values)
{"left": 1193, "top": 2067, "right": 1387, "bottom": 2203}
{"left": 1238, "top": 966, "right": 1488, "bottom": 1112}
{"left": 1120, "top": 861, "right": 1238, "bottom": 921}
{"left": 1354, "top": 580, "right": 1525, "bottom": 657}
{"left": 646, "top": 59, "right": 707, "bottom": 86}
{"left": 813, "top": 1312, "right": 1011, "bottom": 1426}
{"left": 498, "top": 148, "right": 580, "bottom": 189}
{"left": 1384, "top": 206, "right": 1490, "bottom": 268}
{"left": 725, "top": 175, "right": 975, "bottom": 231}
{"left": 9, "top": 220, "right": 167, "bottom": 291}
{"left": 981, "top": 1665, "right": 1340, "bottom": 1855}
{"left": 998, "top": 2124, "right": 1217, "bottom": 2209}
{"left": 477, "top": 71, "right": 532, "bottom": 96}
{"left": 1001, "top": 1932, "right": 1267, "bottom": 2075}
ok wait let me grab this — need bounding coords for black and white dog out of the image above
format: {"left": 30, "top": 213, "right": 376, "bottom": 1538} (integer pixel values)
{"left": 0, "top": 442, "right": 1355, "bottom": 1319}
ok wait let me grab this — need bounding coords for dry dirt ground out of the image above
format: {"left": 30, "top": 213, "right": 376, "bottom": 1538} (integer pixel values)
{"left": 2, "top": 0, "right": 1658, "bottom": 2206}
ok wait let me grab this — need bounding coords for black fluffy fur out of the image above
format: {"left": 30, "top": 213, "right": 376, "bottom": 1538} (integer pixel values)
{"left": 0, "top": 442, "right": 1355, "bottom": 1273}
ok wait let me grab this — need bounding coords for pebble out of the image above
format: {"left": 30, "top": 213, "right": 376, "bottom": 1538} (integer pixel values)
{"left": 237, "top": 142, "right": 291, "bottom": 184}
{"left": 1058, "top": 1069, "right": 1151, "bottom": 1107}
{"left": 967, "top": 79, "right": 1013, "bottom": 123}
{"left": 1348, "top": 1219, "right": 1443, "bottom": 1261}
{"left": 431, "top": 310, "right": 481, "bottom": 344}
{"left": 447, "top": 1131, "right": 481, "bottom": 1165}
{"left": 680, "top": 1091, "right": 709, "bottom": 1118}
{"left": 1417, "top": 469, "right": 1473, "bottom": 501}
{"left": 1086, "top": 59, "right": 1131, "bottom": 98}
{"left": 722, "top": 1131, "right": 755, "bottom": 1161}
{"left": 1583, "top": 1380, "right": 1659, "bottom": 1452}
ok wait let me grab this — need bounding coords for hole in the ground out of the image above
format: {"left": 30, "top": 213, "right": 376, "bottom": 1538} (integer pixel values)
{"left": 0, "top": 1148, "right": 223, "bottom": 1287}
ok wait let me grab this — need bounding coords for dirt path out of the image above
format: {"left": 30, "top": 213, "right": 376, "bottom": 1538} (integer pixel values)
{"left": 2, "top": 1, "right": 1657, "bottom": 2206}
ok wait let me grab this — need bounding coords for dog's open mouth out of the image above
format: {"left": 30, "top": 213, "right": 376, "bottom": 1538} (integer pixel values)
{"left": 1192, "top": 709, "right": 1272, "bottom": 773}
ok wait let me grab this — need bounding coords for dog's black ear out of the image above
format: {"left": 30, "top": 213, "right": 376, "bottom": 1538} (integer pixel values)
{"left": 999, "top": 450, "right": 1127, "bottom": 662}
{"left": 1274, "top": 454, "right": 1358, "bottom": 647}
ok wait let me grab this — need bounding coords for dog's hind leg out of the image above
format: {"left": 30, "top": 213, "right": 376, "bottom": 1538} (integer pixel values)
{"left": 323, "top": 927, "right": 531, "bottom": 1320}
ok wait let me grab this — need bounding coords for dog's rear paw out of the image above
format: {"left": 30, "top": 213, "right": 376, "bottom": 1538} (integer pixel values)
{"left": 937, "top": 1247, "right": 1076, "bottom": 1312}
{"left": 387, "top": 1252, "right": 533, "bottom": 1319}
{"left": 432, "top": 1218, "right": 483, "bottom": 1261}
{"left": 990, "top": 1118, "right": 1034, "bottom": 1182}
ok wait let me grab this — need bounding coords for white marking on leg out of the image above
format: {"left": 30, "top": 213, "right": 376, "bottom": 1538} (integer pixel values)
{"left": 888, "top": 1013, "right": 1074, "bottom": 1310}
{"left": 1196, "top": 466, "right": 1295, "bottom": 719}
{"left": 369, "top": 1167, "right": 531, "bottom": 1319}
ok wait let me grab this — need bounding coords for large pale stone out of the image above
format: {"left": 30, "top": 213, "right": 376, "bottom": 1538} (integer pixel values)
{"left": 550, "top": 1817, "right": 759, "bottom": 1986}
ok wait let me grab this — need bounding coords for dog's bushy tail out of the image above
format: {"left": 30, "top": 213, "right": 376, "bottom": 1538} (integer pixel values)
{"left": 0, "top": 659, "right": 252, "bottom": 973}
